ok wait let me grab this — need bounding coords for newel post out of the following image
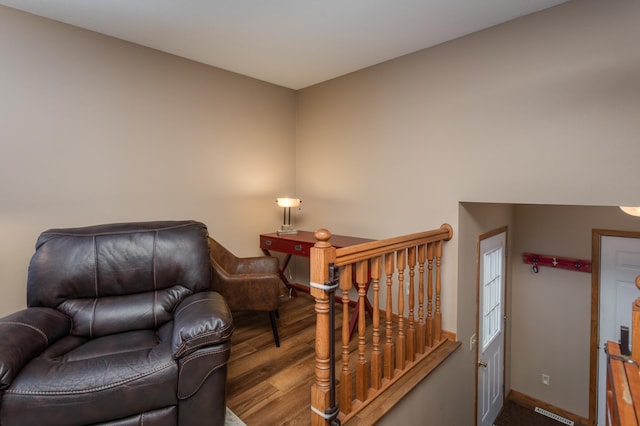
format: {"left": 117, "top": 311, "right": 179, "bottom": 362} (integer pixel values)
{"left": 310, "top": 229, "right": 337, "bottom": 426}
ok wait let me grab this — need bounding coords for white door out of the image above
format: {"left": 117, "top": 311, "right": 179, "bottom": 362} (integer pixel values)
{"left": 598, "top": 236, "right": 640, "bottom": 425}
{"left": 477, "top": 230, "right": 506, "bottom": 426}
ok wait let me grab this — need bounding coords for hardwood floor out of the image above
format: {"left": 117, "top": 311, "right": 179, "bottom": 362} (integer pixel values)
{"left": 226, "top": 291, "right": 320, "bottom": 426}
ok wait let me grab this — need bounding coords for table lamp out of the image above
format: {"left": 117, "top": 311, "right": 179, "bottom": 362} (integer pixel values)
{"left": 276, "top": 197, "right": 301, "bottom": 234}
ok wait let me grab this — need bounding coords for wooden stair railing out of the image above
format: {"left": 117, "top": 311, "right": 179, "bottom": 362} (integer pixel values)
{"left": 310, "top": 224, "right": 454, "bottom": 425}
{"left": 605, "top": 276, "right": 640, "bottom": 426}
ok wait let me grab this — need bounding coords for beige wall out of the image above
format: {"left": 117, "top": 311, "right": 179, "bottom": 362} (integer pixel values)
{"left": 296, "top": 0, "right": 640, "bottom": 335}
{"left": 296, "top": 0, "right": 640, "bottom": 423}
{"left": 297, "top": 0, "right": 640, "bottom": 213}
{"left": 0, "top": 6, "right": 297, "bottom": 316}
{"left": 3, "top": 0, "right": 640, "bottom": 424}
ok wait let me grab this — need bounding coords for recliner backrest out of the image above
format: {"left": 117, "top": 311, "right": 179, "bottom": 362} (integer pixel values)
{"left": 27, "top": 221, "right": 211, "bottom": 338}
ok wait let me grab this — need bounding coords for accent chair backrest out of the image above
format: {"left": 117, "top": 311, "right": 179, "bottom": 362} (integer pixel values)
{"left": 208, "top": 237, "right": 240, "bottom": 274}
{"left": 26, "top": 220, "right": 211, "bottom": 338}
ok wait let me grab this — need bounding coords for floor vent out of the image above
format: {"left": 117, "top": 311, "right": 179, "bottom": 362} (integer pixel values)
{"left": 534, "top": 407, "right": 574, "bottom": 425}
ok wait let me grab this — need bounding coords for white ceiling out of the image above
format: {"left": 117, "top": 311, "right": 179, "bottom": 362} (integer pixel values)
{"left": 0, "top": 0, "right": 568, "bottom": 89}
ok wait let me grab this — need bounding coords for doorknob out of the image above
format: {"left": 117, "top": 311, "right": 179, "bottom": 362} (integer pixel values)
{"left": 477, "top": 360, "right": 488, "bottom": 368}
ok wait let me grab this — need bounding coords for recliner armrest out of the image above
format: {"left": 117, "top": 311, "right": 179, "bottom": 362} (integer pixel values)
{"left": 171, "top": 292, "right": 234, "bottom": 359}
{"left": 0, "top": 307, "right": 71, "bottom": 389}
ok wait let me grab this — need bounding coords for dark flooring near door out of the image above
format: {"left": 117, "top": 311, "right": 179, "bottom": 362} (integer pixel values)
{"left": 494, "top": 400, "right": 565, "bottom": 426}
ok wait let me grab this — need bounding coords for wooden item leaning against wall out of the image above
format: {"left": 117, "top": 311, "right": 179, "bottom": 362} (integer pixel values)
{"left": 605, "top": 275, "right": 640, "bottom": 425}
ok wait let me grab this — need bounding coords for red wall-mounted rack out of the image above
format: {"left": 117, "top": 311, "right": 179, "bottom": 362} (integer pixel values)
{"left": 522, "top": 252, "right": 592, "bottom": 274}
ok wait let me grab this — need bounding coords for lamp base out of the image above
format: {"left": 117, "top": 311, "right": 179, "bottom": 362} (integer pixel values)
{"left": 277, "top": 224, "right": 299, "bottom": 235}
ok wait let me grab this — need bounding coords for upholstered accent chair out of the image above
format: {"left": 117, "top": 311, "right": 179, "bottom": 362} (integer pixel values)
{"left": 0, "top": 221, "right": 234, "bottom": 426}
{"left": 208, "top": 237, "right": 283, "bottom": 347}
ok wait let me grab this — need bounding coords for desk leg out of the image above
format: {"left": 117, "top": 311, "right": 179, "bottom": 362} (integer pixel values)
{"left": 262, "top": 249, "right": 299, "bottom": 297}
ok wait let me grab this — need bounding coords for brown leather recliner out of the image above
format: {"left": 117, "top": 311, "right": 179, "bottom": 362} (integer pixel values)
{"left": 208, "top": 237, "right": 283, "bottom": 347}
{"left": 0, "top": 221, "right": 234, "bottom": 426}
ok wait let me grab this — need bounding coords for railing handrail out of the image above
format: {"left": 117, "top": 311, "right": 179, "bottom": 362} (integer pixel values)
{"left": 333, "top": 223, "right": 453, "bottom": 266}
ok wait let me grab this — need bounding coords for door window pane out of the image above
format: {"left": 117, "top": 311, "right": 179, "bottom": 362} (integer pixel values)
{"left": 482, "top": 247, "right": 503, "bottom": 351}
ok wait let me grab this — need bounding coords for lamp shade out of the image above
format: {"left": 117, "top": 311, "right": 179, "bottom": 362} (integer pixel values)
{"left": 277, "top": 198, "right": 301, "bottom": 208}
{"left": 620, "top": 206, "right": 640, "bottom": 217}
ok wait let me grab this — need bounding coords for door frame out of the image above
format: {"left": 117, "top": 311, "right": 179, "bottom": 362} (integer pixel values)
{"left": 589, "top": 229, "right": 640, "bottom": 424}
{"left": 475, "top": 226, "right": 508, "bottom": 426}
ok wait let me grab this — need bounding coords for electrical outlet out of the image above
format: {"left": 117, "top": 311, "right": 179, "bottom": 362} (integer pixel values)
{"left": 542, "top": 374, "right": 550, "bottom": 386}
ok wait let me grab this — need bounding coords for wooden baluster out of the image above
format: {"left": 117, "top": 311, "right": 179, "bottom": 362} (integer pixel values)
{"left": 383, "top": 253, "right": 395, "bottom": 380}
{"left": 426, "top": 243, "right": 434, "bottom": 347}
{"left": 633, "top": 276, "right": 640, "bottom": 365}
{"left": 356, "top": 260, "right": 369, "bottom": 401}
{"left": 396, "top": 249, "right": 406, "bottom": 371}
{"left": 434, "top": 240, "right": 442, "bottom": 342}
{"left": 310, "top": 229, "right": 336, "bottom": 426}
{"left": 634, "top": 301, "right": 640, "bottom": 366}
{"left": 370, "top": 256, "right": 383, "bottom": 389}
{"left": 417, "top": 244, "right": 426, "bottom": 354}
{"left": 407, "top": 246, "right": 416, "bottom": 362}
{"left": 339, "top": 263, "right": 353, "bottom": 415}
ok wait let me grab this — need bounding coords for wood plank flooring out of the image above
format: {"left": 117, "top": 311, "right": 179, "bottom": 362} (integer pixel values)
{"left": 226, "top": 291, "right": 320, "bottom": 426}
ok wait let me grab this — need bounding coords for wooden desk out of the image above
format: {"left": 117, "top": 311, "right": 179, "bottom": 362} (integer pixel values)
{"left": 260, "top": 230, "right": 373, "bottom": 337}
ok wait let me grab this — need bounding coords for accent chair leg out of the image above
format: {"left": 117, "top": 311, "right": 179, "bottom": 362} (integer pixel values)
{"left": 269, "top": 311, "right": 280, "bottom": 347}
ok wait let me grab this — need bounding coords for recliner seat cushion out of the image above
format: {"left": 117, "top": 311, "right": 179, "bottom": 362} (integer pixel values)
{"left": 90, "top": 407, "right": 177, "bottom": 426}
{"left": 1, "top": 329, "right": 177, "bottom": 426}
